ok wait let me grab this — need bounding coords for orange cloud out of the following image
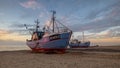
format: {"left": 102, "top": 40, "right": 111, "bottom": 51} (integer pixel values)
{"left": 0, "top": 29, "right": 9, "bottom": 36}
{"left": 89, "top": 37, "right": 120, "bottom": 46}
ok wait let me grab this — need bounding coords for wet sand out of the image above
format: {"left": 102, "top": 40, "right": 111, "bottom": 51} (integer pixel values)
{"left": 0, "top": 46, "right": 120, "bottom": 68}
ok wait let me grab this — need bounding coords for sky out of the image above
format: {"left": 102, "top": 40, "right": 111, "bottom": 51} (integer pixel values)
{"left": 0, "top": 0, "right": 120, "bottom": 46}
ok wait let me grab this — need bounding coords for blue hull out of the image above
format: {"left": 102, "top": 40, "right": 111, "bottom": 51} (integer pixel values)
{"left": 69, "top": 42, "right": 90, "bottom": 48}
{"left": 27, "top": 32, "right": 72, "bottom": 51}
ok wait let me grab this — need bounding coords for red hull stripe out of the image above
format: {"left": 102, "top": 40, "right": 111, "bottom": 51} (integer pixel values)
{"left": 71, "top": 46, "right": 89, "bottom": 48}
{"left": 31, "top": 48, "right": 66, "bottom": 52}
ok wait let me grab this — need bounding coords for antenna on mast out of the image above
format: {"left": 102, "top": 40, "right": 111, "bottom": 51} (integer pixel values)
{"left": 35, "top": 19, "right": 40, "bottom": 32}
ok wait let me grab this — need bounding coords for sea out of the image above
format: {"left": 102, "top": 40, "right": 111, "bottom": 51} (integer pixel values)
{"left": 0, "top": 45, "right": 30, "bottom": 51}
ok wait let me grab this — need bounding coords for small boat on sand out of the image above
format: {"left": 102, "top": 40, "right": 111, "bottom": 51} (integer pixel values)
{"left": 69, "top": 32, "right": 90, "bottom": 48}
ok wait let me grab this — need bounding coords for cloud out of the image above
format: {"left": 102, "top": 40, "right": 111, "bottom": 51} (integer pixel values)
{"left": 70, "top": 1, "right": 120, "bottom": 33}
{"left": 0, "top": 29, "right": 27, "bottom": 43}
{"left": 10, "top": 23, "right": 25, "bottom": 28}
{"left": 107, "top": 27, "right": 120, "bottom": 38}
{"left": 8, "top": 23, "right": 34, "bottom": 35}
{"left": 86, "top": 26, "right": 120, "bottom": 39}
{"left": 0, "top": 29, "right": 12, "bottom": 36}
{"left": 20, "top": 0, "right": 41, "bottom": 9}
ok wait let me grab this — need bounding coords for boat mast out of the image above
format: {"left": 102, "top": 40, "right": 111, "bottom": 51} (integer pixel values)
{"left": 35, "top": 19, "right": 39, "bottom": 32}
{"left": 51, "top": 10, "right": 56, "bottom": 33}
{"left": 82, "top": 31, "right": 84, "bottom": 43}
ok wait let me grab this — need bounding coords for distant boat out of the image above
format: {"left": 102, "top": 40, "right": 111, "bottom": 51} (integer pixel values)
{"left": 24, "top": 11, "right": 72, "bottom": 53}
{"left": 69, "top": 32, "right": 90, "bottom": 48}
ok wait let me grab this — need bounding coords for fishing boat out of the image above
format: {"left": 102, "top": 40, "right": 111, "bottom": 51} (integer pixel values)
{"left": 69, "top": 32, "right": 90, "bottom": 48}
{"left": 25, "top": 11, "right": 72, "bottom": 53}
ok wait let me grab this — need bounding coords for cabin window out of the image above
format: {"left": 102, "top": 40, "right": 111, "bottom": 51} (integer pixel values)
{"left": 37, "top": 32, "right": 44, "bottom": 39}
{"left": 31, "top": 32, "right": 44, "bottom": 40}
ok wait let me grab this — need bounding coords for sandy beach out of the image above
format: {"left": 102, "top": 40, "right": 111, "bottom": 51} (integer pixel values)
{"left": 0, "top": 46, "right": 120, "bottom": 68}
